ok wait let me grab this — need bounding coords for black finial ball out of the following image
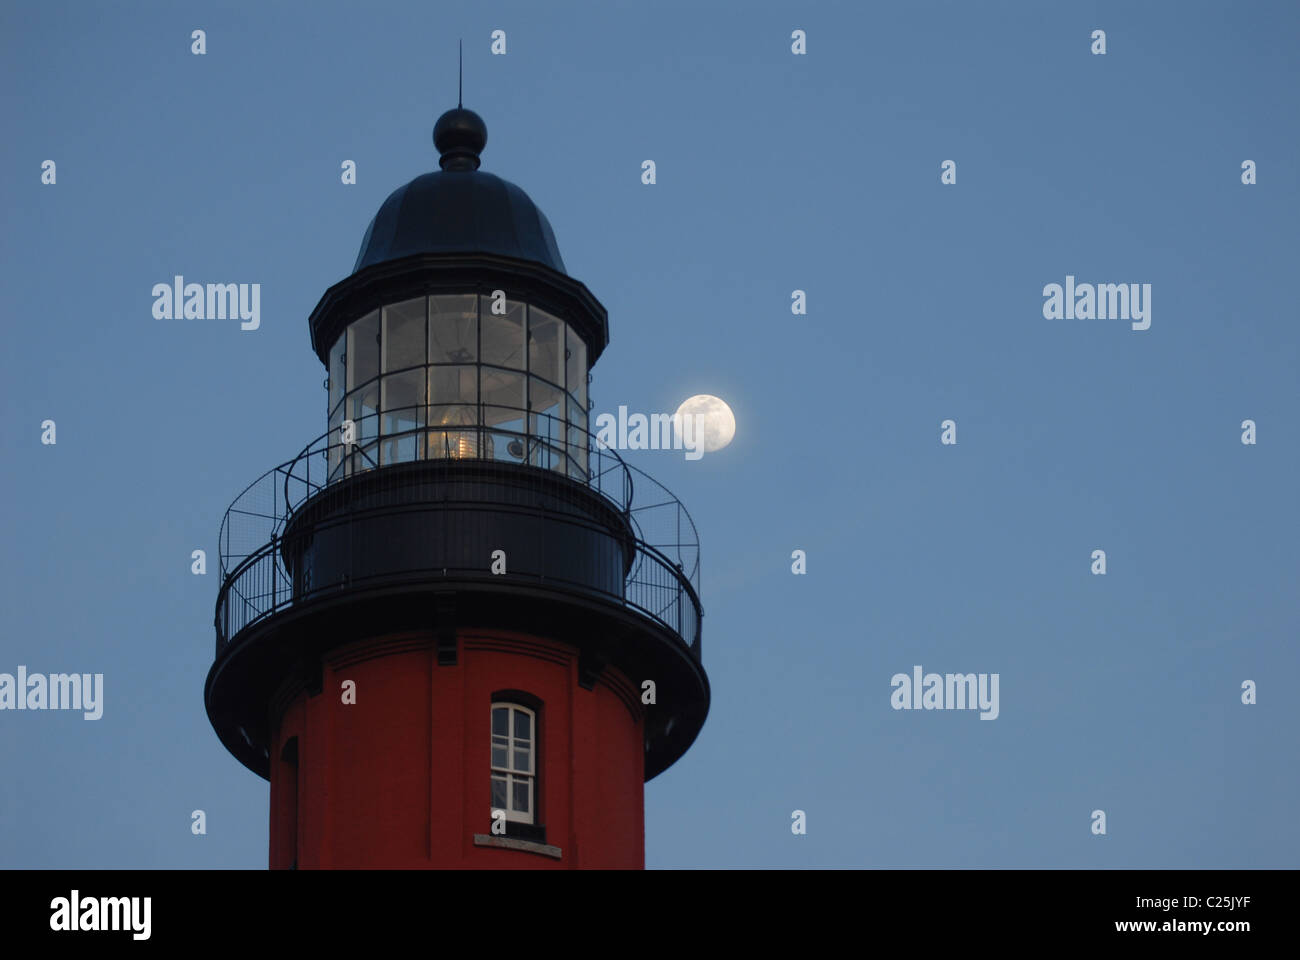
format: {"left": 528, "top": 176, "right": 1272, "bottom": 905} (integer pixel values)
{"left": 434, "top": 108, "right": 487, "bottom": 171}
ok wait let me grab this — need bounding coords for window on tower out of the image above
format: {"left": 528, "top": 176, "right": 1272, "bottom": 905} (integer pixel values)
{"left": 490, "top": 702, "right": 535, "bottom": 825}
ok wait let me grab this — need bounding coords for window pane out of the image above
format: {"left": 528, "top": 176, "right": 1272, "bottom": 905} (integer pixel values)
{"left": 512, "top": 779, "right": 530, "bottom": 814}
{"left": 348, "top": 383, "right": 378, "bottom": 427}
{"left": 492, "top": 744, "right": 508, "bottom": 769}
{"left": 429, "top": 294, "right": 477, "bottom": 363}
{"left": 566, "top": 325, "right": 586, "bottom": 411}
{"left": 429, "top": 365, "right": 477, "bottom": 406}
{"left": 567, "top": 404, "right": 589, "bottom": 480}
{"left": 328, "top": 335, "right": 346, "bottom": 415}
{"left": 380, "top": 429, "right": 422, "bottom": 466}
{"left": 491, "top": 776, "right": 507, "bottom": 811}
{"left": 513, "top": 746, "right": 530, "bottom": 773}
{"left": 529, "top": 376, "right": 564, "bottom": 436}
{"left": 382, "top": 370, "right": 425, "bottom": 423}
{"left": 347, "top": 310, "right": 379, "bottom": 392}
{"left": 328, "top": 405, "right": 343, "bottom": 480}
{"left": 483, "top": 369, "right": 525, "bottom": 462}
{"left": 382, "top": 298, "right": 425, "bottom": 374}
{"left": 346, "top": 385, "right": 379, "bottom": 476}
{"left": 492, "top": 707, "right": 508, "bottom": 736}
{"left": 381, "top": 372, "right": 425, "bottom": 465}
{"left": 481, "top": 368, "right": 523, "bottom": 415}
{"left": 428, "top": 404, "right": 483, "bottom": 459}
{"left": 529, "top": 307, "right": 564, "bottom": 388}
{"left": 348, "top": 390, "right": 379, "bottom": 422}
{"left": 528, "top": 378, "right": 563, "bottom": 471}
{"left": 514, "top": 709, "right": 531, "bottom": 741}
{"left": 480, "top": 296, "right": 525, "bottom": 369}
{"left": 347, "top": 441, "right": 378, "bottom": 478}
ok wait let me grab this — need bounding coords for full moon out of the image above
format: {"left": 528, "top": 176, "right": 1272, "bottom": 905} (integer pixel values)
{"left": 674, "top": 395, "right": 736, "bottom": 453}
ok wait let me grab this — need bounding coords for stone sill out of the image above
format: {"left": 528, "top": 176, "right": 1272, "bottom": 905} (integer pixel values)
{"left": 473, "top": 834, "right": 563, "bottom": 860}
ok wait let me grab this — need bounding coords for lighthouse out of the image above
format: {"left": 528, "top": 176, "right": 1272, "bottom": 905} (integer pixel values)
{"left": 204, "top": 104, "right": 709, "bottom": 869}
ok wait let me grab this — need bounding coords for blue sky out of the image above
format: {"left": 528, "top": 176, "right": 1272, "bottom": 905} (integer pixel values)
{"left": 1, "top": 0, "right": 1297, "bottom": 868}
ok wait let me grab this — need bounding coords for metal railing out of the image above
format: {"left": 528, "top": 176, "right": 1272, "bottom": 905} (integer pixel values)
{"left": 215, "top": 405, "right": 702, "bottom": 658}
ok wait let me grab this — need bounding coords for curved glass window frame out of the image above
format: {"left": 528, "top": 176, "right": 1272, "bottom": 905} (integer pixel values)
{"left": 326, "top": 294, "right": 589, "bottom": 481}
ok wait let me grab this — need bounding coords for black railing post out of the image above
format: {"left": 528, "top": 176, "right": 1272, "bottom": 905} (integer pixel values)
{"left": 677, "top": 565, "right": 682, "bottom": 638}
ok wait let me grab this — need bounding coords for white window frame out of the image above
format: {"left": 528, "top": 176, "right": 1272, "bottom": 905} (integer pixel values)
{"left": 490, "top": 703, "right": 536, "bottom": 824}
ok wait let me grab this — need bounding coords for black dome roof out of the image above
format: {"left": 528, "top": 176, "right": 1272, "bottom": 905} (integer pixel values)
{"left": 352, "top": 108, "right": 567, "bottom": 276}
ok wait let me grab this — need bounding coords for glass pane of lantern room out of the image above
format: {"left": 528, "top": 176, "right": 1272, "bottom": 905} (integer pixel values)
{"left": 427, "top": 404, "right": 480, "bottom": 460}
{"left": 566, "top": 324, "right": 586, "bottom": 412}
{"left": 428, "top": 367, "right": 479, "bottom": 459}
{"left": 529, "top": 307, "right": 564, "bottom": 389}
{"left": 429, "top": 365, "right": 477, "bottom": 407}
{"left": 328, "top": 335, "right": 346, "bottom": 416}
{"left": 346, "top": 382, "right": 379, "bottom": 476}
{"left": 481, "top": 369, "right": 525, "bottom": 460}
{"left": 480, "top": 295, "right": 526, "bottom": 369}
{"left": 567, "top": 403, "right": 588, "bottom": 481}
{"left": 348, "top": 383, "right": 379, "bottom": 437}
{"left": 382, "top": 298, "right": 426, "bottom": 374}
{"left": 381, "top": 371, "right": 425, "bottom": 465}
{"left": 347, "top": 310, "right": 380, "bottom": 392}
{"left": 429, "top": 295, "right": 477, "bottom": 364}
{"left": 328, "top": 405, "right": 343, "bottom": 480}
{"left": 529, "top": 376, "right": 564, "bottom": 470}
{"left": 528, "top": 308, "right": 565, "bottom": 470}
